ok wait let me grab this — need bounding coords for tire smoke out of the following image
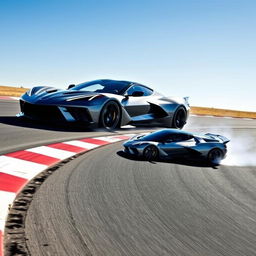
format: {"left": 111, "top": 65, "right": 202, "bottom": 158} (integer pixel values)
{"left": 221, "top": 131, "right": 256, "bottom": 166}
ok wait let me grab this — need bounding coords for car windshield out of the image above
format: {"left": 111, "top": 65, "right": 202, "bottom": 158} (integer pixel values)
{"left": 140, "top": 130, "right": 175, "bottom": 142}
{"left": 139, "top": 130, "right": 192, "bottom": 142}
{"left": 71, "top": 80, "right": 130, "bottom": 95}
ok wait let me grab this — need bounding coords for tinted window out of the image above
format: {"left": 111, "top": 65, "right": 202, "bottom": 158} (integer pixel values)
{"left": 140, "top": 130, "right": 177, "bottom": 142}
{"left": 72, "top": 80, "right": 130, "bottom": 95}
{"left": 171, "top": 134, "right": 193, "bottom": 142}
{"left": 126, "top": 85, "right": 153, "bottom": 96}
{"left": 140, "top": 130, "right": 192, "bottom": 142}
{"left": 77, "top": 83, "right": 104, "bottom": 92}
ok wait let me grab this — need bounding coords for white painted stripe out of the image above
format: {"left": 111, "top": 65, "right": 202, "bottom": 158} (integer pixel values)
{"left": 0, "top": 156, "right": 47, "bottom": 180}
{"left": 121, "top": 125, "right": 135, "bottom": 128}
{"left": 123, "top": 133, "right": 138, "bottom": 138}
{"left": 242, "top": 118, "right": 254, "bottom": 120}
{"left": 222, "top": 116, "right": 234, "bottom": 119}
{"left": 64, "top": 140, "right": 99, "bottom": 149}
{"left": 94, "top": 136, "right": 123, "bottom": 143}
{"left": 112, "top": 134, "right": 138, "bottom": 141}
{"left": 26, "top": 146, "right": 75, "bottom": 160}
{"left": 204, "top": 115, "right": 215, "bottom": 118}
{"left": 0, "top": 220, "right": 5, "bottom": 234}
{"left": 0, "top": 191, "right": 16, "bottom": 231}
{"left": 10, "top": 97, "right": 20, "bottom": 100}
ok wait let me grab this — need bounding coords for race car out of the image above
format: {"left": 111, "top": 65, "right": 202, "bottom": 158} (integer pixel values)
{"left": 18, "top": 79, "right": 190, "bottom": 129}
{"left": 123, "top": 129, "right": 230, "bottom": 164}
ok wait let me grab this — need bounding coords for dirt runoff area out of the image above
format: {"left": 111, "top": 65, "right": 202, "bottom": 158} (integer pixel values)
{"left": 0, "top": 85, "right": 28, "bottom": 97}
{"left": 191, "top": 106, "right": 256, "bottom": 119}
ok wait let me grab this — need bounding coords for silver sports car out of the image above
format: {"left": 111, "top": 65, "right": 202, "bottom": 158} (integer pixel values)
{"left": 18, "top": 79, "right": 189, "bottom": 129}
{"left": 123, "top": 129, "right": 230, "bottom": 164}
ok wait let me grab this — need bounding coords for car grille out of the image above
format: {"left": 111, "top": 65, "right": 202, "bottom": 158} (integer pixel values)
{"left": 20, "top": 100, "right": 93, "bottom": 123}
{"left": 20, "top": 100, "right": 65, "bottom": 122}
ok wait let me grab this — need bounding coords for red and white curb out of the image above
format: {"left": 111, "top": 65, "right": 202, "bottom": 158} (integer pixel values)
{"left": 0, "top": 134, "right": 136, "bottom": 256}
{"left": 0, "top": 96, "right": 19, "bottom": 101}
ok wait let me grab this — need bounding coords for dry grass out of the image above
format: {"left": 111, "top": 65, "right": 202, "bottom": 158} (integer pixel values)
{"left": 0, "top": 85, "right": 28, "bottom": 97}
{"left": 191, "top": 106, "right": 256, "bottom": 119}
{"left": 0, "top": 86, "right": 255, "bottom": 119}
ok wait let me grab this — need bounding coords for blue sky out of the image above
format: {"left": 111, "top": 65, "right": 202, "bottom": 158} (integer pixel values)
{"left": 0, "top": 0, "right": 255, "bottom": 110}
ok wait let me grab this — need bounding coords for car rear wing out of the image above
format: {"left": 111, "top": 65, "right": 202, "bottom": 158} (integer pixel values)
{"left": 204, "top": 133, "right": 230, "bottom": 144}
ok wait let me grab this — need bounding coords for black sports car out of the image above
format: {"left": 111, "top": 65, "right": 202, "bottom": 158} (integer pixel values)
{"left": 123, "top": 129, "right": 230, "bottom": 164}
{"left": 18, "top": 79, "right": 190, "bottom": 129}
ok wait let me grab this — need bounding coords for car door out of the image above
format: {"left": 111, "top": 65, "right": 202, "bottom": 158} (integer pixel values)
{"left": 122, "top": 85, "right": 152, "bottom": 117}
{"left": 159, "top": 134, "right": 192, "bottom": 157}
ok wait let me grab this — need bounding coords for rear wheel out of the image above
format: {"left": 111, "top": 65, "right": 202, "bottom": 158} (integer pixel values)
{"left": 172, "top": 106, "right": 187, "bottom": 129}
{"left": 143, "top": 145, "right": 159, "bottom": 161}
{"left": 100, "top": 101, "right": 121, "bottom": 129}
{"left": 207, "top": 148, "right": 224, "bottom": 165}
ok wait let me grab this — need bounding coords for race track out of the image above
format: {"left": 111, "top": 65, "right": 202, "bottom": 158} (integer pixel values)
{"left": 0, "top": 100, "right": 150, "bottom": 155}
{"left": 1, "top": 99, "right": 256, "bottom": 256}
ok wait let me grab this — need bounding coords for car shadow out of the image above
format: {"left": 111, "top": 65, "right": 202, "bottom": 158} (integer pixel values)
{"left": 0, "top": 116, "right": 158, "bottom": 133}
{"left": 0, "top": 116, "right": 95, "bottom": 132}
{"left": 116, "top": 150, "right": 219, "bottom": 169}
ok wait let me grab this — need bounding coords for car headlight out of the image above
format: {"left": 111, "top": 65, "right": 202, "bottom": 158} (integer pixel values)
{"left": 66, "top": 94, "right": 104, "bottom": 102}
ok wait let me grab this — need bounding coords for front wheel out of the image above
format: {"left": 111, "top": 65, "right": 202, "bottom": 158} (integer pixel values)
{"left": 172, "top": 106, "right": 187, "bottom": 129}
{"left": 207, "top": 148, "right": 224, "bottom": 165}
{"left": 99, "top": 101, "right": 121, "bottom": 129}
{"left": 143, "top": 145, "right": 159, "bottom": 161}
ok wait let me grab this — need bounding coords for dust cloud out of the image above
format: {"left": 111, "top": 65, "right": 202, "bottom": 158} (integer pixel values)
{"left": 221, "top": 131, "right": 256, "bottom": 166}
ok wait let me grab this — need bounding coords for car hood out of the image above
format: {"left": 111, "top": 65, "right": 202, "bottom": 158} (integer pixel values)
{"left": 123, "top": 140, "right": 155, "bottom": 147}
{"left": 22, "top": 87, "right": 103, "bottom": 104}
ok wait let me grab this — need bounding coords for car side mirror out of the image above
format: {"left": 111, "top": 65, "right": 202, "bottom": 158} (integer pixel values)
{"left": 131, "top": 91, "right": 144, "bottom": 97}
{"left": 67, "top": 84, "right": 75, "bottom": 90}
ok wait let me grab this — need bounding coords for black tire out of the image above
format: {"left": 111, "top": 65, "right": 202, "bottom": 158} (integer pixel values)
{"left": 143, "top": 145, "right": 159, "bottom": 161}
{"left": 172, "top": 106, "right": 187, "bottom": 129}
{"left": 99, "top": 101, "right": 121, "bottom": 129}
{"left": 207, "top": 148, "right": 224, "bottom": 165}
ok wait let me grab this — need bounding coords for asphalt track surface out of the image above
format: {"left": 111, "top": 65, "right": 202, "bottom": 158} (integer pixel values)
{"left": 0, "top": 100, "right": 151, "bottom": 155}
{"left": 1, "top": 99, "right": 256, "bottom": 255}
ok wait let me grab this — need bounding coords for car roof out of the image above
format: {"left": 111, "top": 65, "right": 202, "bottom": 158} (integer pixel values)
{"left": 98, "top": 79, "right": 153, "bottom": 90}
{"left": 152, "top": 129, "right": 193, "bottom": 136}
